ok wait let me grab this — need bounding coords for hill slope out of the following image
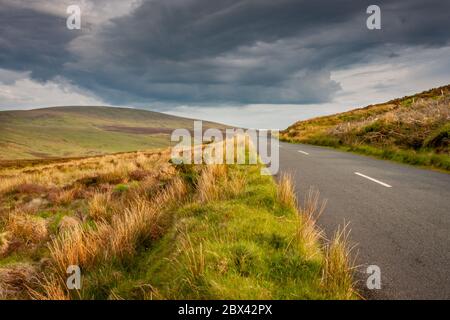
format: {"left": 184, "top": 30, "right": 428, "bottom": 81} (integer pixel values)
{"left": 280, "top": 85, "right": 450, "bottom": 171}
{"left": 0, "top": 106, "right": 227, "bottom": 160}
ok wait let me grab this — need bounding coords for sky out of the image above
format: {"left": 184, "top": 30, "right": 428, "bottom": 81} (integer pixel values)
{"left": 0, "top": 0, "right": 449, "bottom": 129}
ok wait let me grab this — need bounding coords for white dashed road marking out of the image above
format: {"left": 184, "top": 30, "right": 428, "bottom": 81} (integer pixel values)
{"left": 298, "top": 150, "right": 309, "bottom": 155}
{"left": 355, "top": 172, "right": 392, "bottom": 188}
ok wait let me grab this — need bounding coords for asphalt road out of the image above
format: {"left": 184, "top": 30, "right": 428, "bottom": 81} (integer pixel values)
{"left": 277, "top": 141, "right": 450, "bottom": 300}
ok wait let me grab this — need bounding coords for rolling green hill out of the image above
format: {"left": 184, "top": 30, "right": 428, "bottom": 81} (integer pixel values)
{"left": 0, "top": 106, "right": 227, "bottom": 160}
{"left": 280, "top": 85, "right": 450, "bottom": 171}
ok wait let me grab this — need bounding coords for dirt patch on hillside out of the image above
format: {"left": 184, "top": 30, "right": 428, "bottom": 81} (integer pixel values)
{"left": 100, "top": 126, "right": 174, "bottom": 135}
{"left": 28, "top": 151, "right": 52, "bottom": 158}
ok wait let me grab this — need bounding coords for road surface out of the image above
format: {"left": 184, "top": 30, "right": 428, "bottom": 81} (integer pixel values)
{"left": 277, "top": 141, "right": 450, "bottom": 299}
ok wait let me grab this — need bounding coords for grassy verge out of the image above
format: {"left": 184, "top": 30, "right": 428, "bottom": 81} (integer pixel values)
{"left": 282, "top": 136, "right": 450, "bottom": 172}
{"left": 0, "top": 149, "right": 355, "bottom": 300}
{"left": 72, "top": 164, "right": 355, "bottom": 300}
{"left": 280, "top": 85, "right": 450, "bottom": 172}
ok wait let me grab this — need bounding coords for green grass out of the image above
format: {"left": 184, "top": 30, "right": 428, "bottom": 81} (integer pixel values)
{"left": 0, "top": 106, "right": 228, "bottom": 160}
{"left": 281, "top": 85, "right": 450, "bottom": 172}
{"left": 283, "top": 136, "right": 450, "bottom": 172}
{"left": 76, "top": 164, "right": 352, "bottom": 300}
{"left": 0, "top": 149, "right": 354, "bottom": 300}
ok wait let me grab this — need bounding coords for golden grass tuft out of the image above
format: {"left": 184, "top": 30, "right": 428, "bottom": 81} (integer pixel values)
{"left": 0, "top": 232, "right": 10, "bottom": 256}
{"left": 224, "top": 172, "right": 246, "bottom": 198}
{"left": 294, "top": 188, "right": 326, "bottom": 260}
{"left": 57, "top": 216, "right": 81, "bottom": 234}
{"left": 49, "top": 222, "right": 109, "bottom": 273}
{"left": 156, "top": 176, "right": 188, "bottom": 206}
{"left": 197, "top": 165, "right": 226, "bottom": 203}
{"left": 42, "top": 176, "right": 187, "bottom": 298}
{"left": 51, "top": 188, "right": 79, "bottom": 206}
{"left": 28, "top": 275, "right": 70, "bottom": 300}
{"left": 135, "top": 153, "right": 149, "bottom": 169}
{"left": 6, "top": 212, "right": 48, "bottom": 246}
{"left": 0, "top": 263, "right": 37, "bottom": 299}
{"left": 277, "top": 177, "right": 355, "bottom": 294}
{"left": 197, "top": 163, "right": 246, "bottom": 203}
{"left": 211, "top": 164, "right": 228, "bottom": 178}
{"left": 322, "top": 223, "right": 356, "bottom": 299}
{"left": 15, "top": 183, "right": 48, "bottom": 195}
{"left": 109, "top": 198, "right": 157, "bottom": 259}
{"left": 88, "top": 191, "right": 113, "bottom": 221}
{"left": 277, "top": 173, "right": 297, "bottom": 209}
{"left": 129, "top": 169, "right": 150, "bottom": 181}
{"left": 129, "top": 175, "right": 158, "bottom": 199}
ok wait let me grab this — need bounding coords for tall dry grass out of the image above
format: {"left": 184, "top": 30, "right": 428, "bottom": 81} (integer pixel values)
{"left": 196, "top": 163, "right": 248, "bottom": 203}
{"left": 295, "top": 188, "right": 326, "bottom": 260}
{"left": 330, "top": 97, "right": 450, "bottom": 149}
{"left": 28, "top": 275, "right": 70, "bottom": 300}
{"left": 88, "top": 191, "right": 113, "bottom": 221}
{"left": 0, "top": 264, "right": 37, "bottom": 299}
{"left": 50, "top": 188, "right": 79, "bottom": 206}
{"left": 0, "top": 149, "right": 184, "bottom": 299}
{"left": 197, "top": 165, "right": 227, "bottom": 203}
{"left": 109, "top": 198, "right": 158, "bottom": 259}
{"left": 40, "top": 176, "right": 187, "bottom": 299}
{"left": 224, "top": 172, "right": 246, "bottom": 198}
{"left": 278, "top": 173, "right": 324, "bottom": 259}
{"left": 49, "top": 223, "right": 108, "bottom": 273}
{"left": 277, "top": 173, "right": 297, "bottom": 208}
{"left": 0, "top": 150, "right": 171, "bottom": 196}
{"left": 5, "top": 212, "right": 48, "bottom": 246}
{"left": 0, "top": 232, "right": 9, "bottom": 256}
{"left": 322, "top": 224, "right": 356, "bottom": 299}
{"left": 276, "top": 173, "right": 355, "bottom": 296}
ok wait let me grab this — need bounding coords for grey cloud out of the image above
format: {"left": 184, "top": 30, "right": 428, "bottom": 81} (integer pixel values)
{"left": 0, "top": 2, "right": 78, "bottom": 81}
{"left": 1, "top": 0, "right": 449, "bottom": 106}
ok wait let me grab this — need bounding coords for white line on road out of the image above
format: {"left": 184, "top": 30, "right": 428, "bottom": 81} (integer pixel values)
{"left": 354, "top": 172, "right": 392, "bottom": 188}
{"left": 298, "top": 150, "right": 309, "bottom": 155}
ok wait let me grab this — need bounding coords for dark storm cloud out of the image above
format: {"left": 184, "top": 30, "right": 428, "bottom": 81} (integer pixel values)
{"left": 0, "top": 2, "right": 78, "bottom": 81}
{"left": 1, "top": 0, "right": 450, "bottom": 105}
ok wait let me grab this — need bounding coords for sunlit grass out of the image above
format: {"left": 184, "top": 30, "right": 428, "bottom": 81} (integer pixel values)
{"left": 280, "top": 86, "right": 450, "bottom": 172}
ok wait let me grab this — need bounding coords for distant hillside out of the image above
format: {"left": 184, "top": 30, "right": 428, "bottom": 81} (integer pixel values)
{"left": 0, "top": 106, "right": 228, "bottom": 160}
{"left": 280, "top": 85, "right": 450, "bottom": 171}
